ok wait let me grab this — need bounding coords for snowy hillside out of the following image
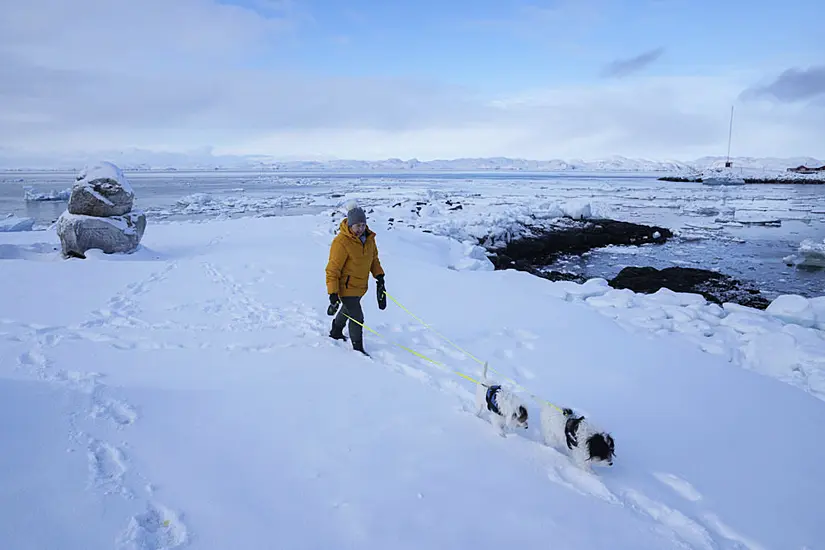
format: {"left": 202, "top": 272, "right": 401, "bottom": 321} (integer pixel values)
{"left": 1, "top": 208, "right": 824, "bottom": 549}
{"left": 691, "top": 156, "right": 825, "bottom": 172}
{"left": 3, "top": 147, "right": 822, "bottom": 174}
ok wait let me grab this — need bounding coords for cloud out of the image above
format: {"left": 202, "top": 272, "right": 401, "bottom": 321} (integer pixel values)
{"left": 740, "top": 65, "right": 825, "bottom": 103}
{"left": 3, "top": 64, "right": 823, "bottom": 162}
{"left": 0, "top": 0, "right": 296, "bottom": 72}
{"left": 0, "top": 1, "right": 822, "bottom": 164}
{"left": 601, "top": 47, "right": 666, "bottom": 78}
{"left": 181, "top": 75, "right": 825, "bottom": 161}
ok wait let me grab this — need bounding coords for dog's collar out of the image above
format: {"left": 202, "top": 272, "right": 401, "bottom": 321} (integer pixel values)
{"left": 486, "top": 385, "right": 502, "bottom": 416}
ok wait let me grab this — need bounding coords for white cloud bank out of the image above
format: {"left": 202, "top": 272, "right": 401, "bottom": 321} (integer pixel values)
{"left": 0, "top": 0, "right": 822, "bottom": 165}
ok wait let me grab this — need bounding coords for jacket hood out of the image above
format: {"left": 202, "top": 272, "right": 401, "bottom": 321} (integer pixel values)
{"left": 338, "top": 218, "right": 373, "bottom": 240}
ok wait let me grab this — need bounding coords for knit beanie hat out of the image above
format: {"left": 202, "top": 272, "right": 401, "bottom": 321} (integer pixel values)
{"left": 345, "top": 200, "right": 367, "bottom": 226}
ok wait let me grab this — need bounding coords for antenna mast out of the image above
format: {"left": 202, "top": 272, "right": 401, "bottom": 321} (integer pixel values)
{"left": 725, "top": 105, "right": 734, "bottom": 168}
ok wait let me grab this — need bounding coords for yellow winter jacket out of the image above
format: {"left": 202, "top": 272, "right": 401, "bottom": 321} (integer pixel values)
{"left": 325, "top": 219, "right": 385, "bottom": 297}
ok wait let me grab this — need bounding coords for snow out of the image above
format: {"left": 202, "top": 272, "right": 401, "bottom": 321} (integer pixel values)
{"left": 784, "top": 238, "right": 825, "bottom": 269}
{"left": 23, "top": 185, "right": 72, "bottom": 201}
{"left": 319, "top": 194, "right": 598, "bottom": 250}
{"left": 732, "top": 211, "right": 781, "bottom": 226}
{"left": 146, "top": 192, "right": 308, "bottom": 221}
{"left": 1, "top": 212, "right": 825, "bottom": 550}
{"left": 766, "top": 294, "right": 824, "bottom": 328}
{"left": 0, "top": 215, "right": 35, "bottom": 232}
{"left": 175, "top": 193, "right": 213, "bottom": 207}
{"left": 76, "top": 160, "right": 134, "bottom": 195}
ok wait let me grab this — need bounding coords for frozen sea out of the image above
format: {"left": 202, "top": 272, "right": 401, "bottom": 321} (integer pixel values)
{"left": 2, "top": 169, "right": 824, "bottom": 300}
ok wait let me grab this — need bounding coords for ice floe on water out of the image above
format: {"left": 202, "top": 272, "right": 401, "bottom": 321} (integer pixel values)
{"left": 143, "top": 191, "right": 330, "bottom": 221}
{"left": 24, "top": 185, "right": 72, "bottom": 201}
{"left": 4, "top": 168, "right": 824, "bottom": 299}
{"left": 784, "top": 239, "right": 825, "bottom": 269}
{"left": 0, "top": 214, "right": 35, "bottom": 232}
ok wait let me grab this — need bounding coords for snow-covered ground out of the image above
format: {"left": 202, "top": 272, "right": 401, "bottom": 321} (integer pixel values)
{"left": 1, "top": 207, "right": 824, "bottom": 549}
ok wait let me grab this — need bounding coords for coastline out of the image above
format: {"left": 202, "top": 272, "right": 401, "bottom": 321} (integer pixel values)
{"left": 659, "top": 175, "right": 825, "bottom": 185}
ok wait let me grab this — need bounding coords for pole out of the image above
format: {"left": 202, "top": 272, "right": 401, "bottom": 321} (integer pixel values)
{"left": 725, "top": 105, "right": 734, "bottom": 168}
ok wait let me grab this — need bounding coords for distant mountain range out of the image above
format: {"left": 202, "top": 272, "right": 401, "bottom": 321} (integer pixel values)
{"left": 0, "top": 147, "right": 822, "bottom": 174}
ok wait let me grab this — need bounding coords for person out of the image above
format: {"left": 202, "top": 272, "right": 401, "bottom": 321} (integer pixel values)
{"left": 325, "top": 202, "right": 386, "bottom": 355}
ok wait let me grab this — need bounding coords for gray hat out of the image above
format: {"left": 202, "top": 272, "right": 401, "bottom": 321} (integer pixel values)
{"left": 347, "top": 206, "right": 366, "bottom": 226}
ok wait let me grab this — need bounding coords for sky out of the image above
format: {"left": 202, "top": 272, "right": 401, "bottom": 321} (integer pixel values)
{"left": 0, "top": 0, "right": 823, "bottom": 164}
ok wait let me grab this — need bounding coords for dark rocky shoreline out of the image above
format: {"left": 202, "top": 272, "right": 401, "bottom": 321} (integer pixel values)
{"left": 609, "top": 266, "right": 770, "bottom": 309}
{"left": 659, "top": 176, "right": 825, "bottom": 185}
{"left": 483, "top": 217, "right": 772, "bottom": 310}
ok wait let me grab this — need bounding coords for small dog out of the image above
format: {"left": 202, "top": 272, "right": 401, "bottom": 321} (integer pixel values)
{"left": 540, "top": 404, "right": 615, "bottom": 468}
{"left": 474, "top": 361, "right": 529, "bottom": 436}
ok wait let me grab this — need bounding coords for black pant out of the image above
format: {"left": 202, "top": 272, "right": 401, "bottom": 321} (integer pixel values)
{"left": 331, "top": 296, "right": 364, "bottom": 343}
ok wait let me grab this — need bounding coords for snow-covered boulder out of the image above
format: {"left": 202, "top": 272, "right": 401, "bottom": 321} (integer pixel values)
{"left": 56, "top": 211, "right": 147, "bottom": 257}
{"left": 56, "top": 161, "right": 146, "bottom": 257}
{"left": 68, "top": 161, "right": 135, "bottom": 217}
{"left": 0, "top": 215, "right": 35, "bottom": 232}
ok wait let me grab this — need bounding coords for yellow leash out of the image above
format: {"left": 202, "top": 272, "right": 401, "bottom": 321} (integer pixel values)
{"left": 385, "top": 291, "right": 563, "bottom": 411}
{"left": 338, "top": 311, "right": 481, "bottom": 385}
{"left": 333, "top": 292, "right": 563, "bottom": 412}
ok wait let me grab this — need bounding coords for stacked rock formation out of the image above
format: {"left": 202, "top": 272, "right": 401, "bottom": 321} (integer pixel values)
{"left": 56, "top": 161, "right": 147, "bottom": 258}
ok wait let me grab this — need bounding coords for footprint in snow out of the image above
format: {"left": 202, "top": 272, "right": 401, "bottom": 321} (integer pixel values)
{"left": 118, "top": 502, "right": 188, "bottom": 550}
{"left": 87, "top": 439, "right": 132, "bottom": 498}
{"left": 54, "top": 369, "right": 103, "bottom": 393}
{"left": 373, "top": 350, "right": 433, "bottom": 385}
{"left": 621, "top": 488, "right": 716, "bottom": 550}
{"left": 17, "top": 349, "right": 48, "bottom": 369}
{"left": 653, "top": 472, "right": 703, "bottom": 502}
{"left": 91, "top": 398, "right": 138, "bottom": 427}
{"left": 543, "top": 451, "right": 619, "bottom": 505}
{"left": 514, "top": 366, "right": 537, "bottom": 380}
{"left": 700, "top": 512, "right": 767, "bottom": 550}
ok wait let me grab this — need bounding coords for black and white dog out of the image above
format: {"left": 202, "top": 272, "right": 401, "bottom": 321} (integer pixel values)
{"left": 474, "top": 361, "right": 529, "bottom": 437}
{"left": 540, "top": 404, "right": 615, "bottom": 468}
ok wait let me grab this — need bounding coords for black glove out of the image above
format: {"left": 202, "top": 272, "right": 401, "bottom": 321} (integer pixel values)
{"left": 327, "top": 293, "right": 340, "bottom": 315}
{"left": 376, "top": 275, "right": 386, "bottom": 310}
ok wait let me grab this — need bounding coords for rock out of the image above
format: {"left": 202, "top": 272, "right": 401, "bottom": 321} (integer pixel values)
{"left": 56, "top": 211, "right": 146, "bottom": 258}
{"left": 487, "top": 218, "right": 673, "bottom": 267}
{"left": 608, "top": 266, "right": 770, "bottom": 310}
{"left": 487, "top": 252, "right": 587, "bottom": 284}
{"left": 67, "top": 161, "right": 135, "bottom": 217}
{"left": 57, "top": 160, "right": 147, "bottom": 258}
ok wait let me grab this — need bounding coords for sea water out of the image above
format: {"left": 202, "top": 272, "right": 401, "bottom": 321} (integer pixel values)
{"left": 2, "top": 169, "right": 823, "bottom": 299}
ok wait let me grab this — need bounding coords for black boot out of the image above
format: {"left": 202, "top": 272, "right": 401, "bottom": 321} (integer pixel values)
{"left": 352, "top": 340, "right": 369, "bottom": 356}
{"left": 329, "top": 320, "right": 347, "bottom": 341}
